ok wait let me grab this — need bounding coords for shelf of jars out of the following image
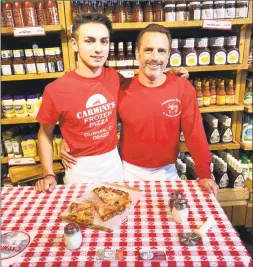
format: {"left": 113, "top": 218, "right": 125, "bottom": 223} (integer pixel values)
{"left": 238, "top": 141, "right": 253, "bottom": 151}
{"left": 179, "top": 141, "right": 240, "bottom": 152}
{"left": 1, "top": 155, "right": 61, "bottom": 164}
{"left": 244, "top": 105, "right": 253, "bottom": 113}
{"left": 199, "top": 105, "right": 244, "bottom": 113}
{"left": 1, "top": 25, "right": 63, "bottom": 35}
{"left": 1, "top": 117, "right": 38, "bottom": 125}
{"left": 1, "top": 72, "right": 65, "bottom": 81}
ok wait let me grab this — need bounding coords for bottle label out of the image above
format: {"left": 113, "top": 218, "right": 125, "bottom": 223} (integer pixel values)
{"left": 171, "top": 39, "right": 179, "bottom": 49}
{"left": 243, "top": 128, "right": 252, "bottom": 142}
{"left": 199, "top": 52, "right": 210, "bottom": 65}
{"left": 176, "top": 11, "right": 187, "bottom": 21}
{"left": 48, "top": 7, "right": 59, "bottom": 25}
{"left": 244, "top": 92, "right": 253, "bottom": 105}
{"left": 14, "top": 104, "right": 27, "bottom": 114}
{"left": 210, "top": 129, "right": 220, "bottom": 143}
{"left": 222, "top": 128, "right": 233, "bottom": 143}
{"left": 12, "top": 141, "right": 20, "bottom": 154}
{"left": 234, "top": 175, "right": 245, "bottom": 188}
{"left": 214, "top": 51, "right": 226, "bottom": 65}
{"left": 217, "top": 95, "right": 226, "bottom": 105}
{"left": 170, "top": 53, "right": 181, "bottom": 67}
{"left": 197, "top": 97, "right": 203, "bottom": 107}
{"left": 184, "top": 39, "right": 195, "bottom": 48}
{"left": 236, "top": 6, "right": 248, "bottom": 18}
{"left": 225, "top": 7, "right": 235, "bottom": 18}
{"left": 185, "top": 53, "right": 197, "bottom": 66}
{"left": 214, "top": 8, "right": 225, "bottom": 19}
{"left": 36, "top": 63, "right": 48, "bottom": 73}
{"left": 225, "top": 95, "right": 235, "bottom": 104}
{"left": 4, "top": 10, "right": 14, "bottom": 27}
{"left": 213, "top": 37, "right": 224, "bottom": 47}
{"left": 127, "top": 60, "right": 134, "bottom": 67}
{"left": 25, "top": 63, "right": 37, "bottom": 74}
{"left": 165, "top": 11, "right": 176, "bottom": 21}
{"left": 48, "top": 62, "right": 56, "bottom": 73}
{"left": 57, "top": 61, "right": 64, "bottom": 72}
{"left": 13, "top": 64, "right": 26, "bottom": 75}
{"left": 24, "top": 8, "right": 38, "bottom": 26}
{"left": 227, "top": 50, "right": 239, "bottom": 64}
{"left": 116, "top": 60, "right": 127, "bottom": 67}
{"left": 4, "top": 140, "right": 13, "bottom": 154}
{"left": 2, "top": 105, "right": 15, "bottom": 117}
{"left": 108, "top": 61, "right": 116, "bottom": 67}
{"left": 27, "top": 103, "right": 39, "bottom": 115}
{"left": 193, "top": 9, "right": 201, "bottom": 20}
{"left": 211, "top": 95, "right": 217, "bottom": 105}
{"left": 198, "top": 38, "right": 208, "bottom": 48}
{"left": 203, "top": 96, "right": 210, "bottom": 106}
{"left": 219, "top": 173, "right": 229, "bottom": 188}
{"left": 1, "top": 65, "right": 12, "bottom": 76}
{"left": 227, "top": 36, "right": 237, "bottom": 46}
{"left": 201, "top": 9, "right": 214, "bottom": 19}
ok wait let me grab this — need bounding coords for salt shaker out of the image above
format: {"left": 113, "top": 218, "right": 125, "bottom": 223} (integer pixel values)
{"left": 169, "top": 191, "right": 183, "bottom": 211}
{"left": 64, "top": 223, "right": 82, "bottom": 250}
{"left": 172, "top": 199, "right": 189, "bottom": 224}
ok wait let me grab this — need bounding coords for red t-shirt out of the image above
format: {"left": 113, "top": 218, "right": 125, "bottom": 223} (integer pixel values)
{"left": 37, "top": 68, "right": 121, "bottom": 157}
{"left": 118, "top": 74, "right": 211, "bottom": 179}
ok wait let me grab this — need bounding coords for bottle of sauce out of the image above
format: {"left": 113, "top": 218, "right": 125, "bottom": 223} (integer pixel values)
{"left": 203, "top": 114, "right": 220, "bottom": 144}
{"left": 217, "top": 80, "right": 226, "bottom": 105}
{"left": 202, "top": 80, "right": 211, "bottom": 107}
{"left": 220, "top": 115, "right": 233, "bottom": 143}
{"left": 183, "top": 38, "right": 197, "bottom": 67}
{"left": 23, "top": 0, "right": 38, "bottom": 26}
{"left": 126, "top": 42, "right": 134, "bottom": 69}
{"left": 210, "top": 162, "right": 216, "bottom": 181}
{"left": 105, "top": 1, "right": 114, "bottom": 22}
{"left": 95, "top": 1, "right": 104, "bottom": 14}
{"left": 225, "top": 1, "right": 236, "bottom": 18}
{"left": 33, "top": 48, "right": 48, "bottom": 73}
{"left": 154, "top": 1, "right": 164, "bottom": 22}
{"left": 235, "top": 0, "right": 248, "bottom": 18}
{"left": 12, "top": 0, "right": 25, "bottom": 27}
{"left": 36, "top": 0, "right": 48, "bottom": 25}
{"left": 216, "top": 161, "right": 229, "bottom": 188}
{"left": 132, "top": 1, "right": 143, "bottom": 22}
{"left": 210, "top": 79, "right": 217, "bottom": 105}
{"left": 13, "top": 49, "right": 26, "bottom": 75}
{"left": 176, "top": 1, "right": 187, "bottom": 21}
{"left": 211, "top": 37, "right": 227, "bottom": 65}
{"left": 133, "top": 44, "right": 139, "bottom": 69}
{"left": 1, "top": 50, "right": 13, "bottom": 76}
{"left": 114, "top": 1, "right": 126, "bottom": 23}
{"left": 81, "top": 1, "right": 93, "bottom": 14}
{"left": 46, "top": 0, "right": 59, "bottom": 25}
{"left": 169, "top": 39, "right": 182, "bottom": 67}
{"left": 230, "top": 163, "right": 245, "bottom": 188}
{"left": 24, "top": 49, "right": 37, "bottom": 74}
{"left": 188, "top": 1, "right": 201, "bottom": 20}
{"left": 45, "top": 48, "right": 57, "bottom": 73}
{"left": 54, "top": 47, "right": 64, "bottom": 72}
{"left": 225, "top": 79, "right": 235, "bottom": 105}
{"left": 116, "top": 42, "right": 127, "bottom": 70}
{"left": 214, "top": 1, "right": 225, "bottom": 19}
{"left": 1, "top": 1, "right": 6, "bottom": 27}
{"left": 244, "top": 78, "right": 253, "bottom": 105}
{"left": 106, "top": 42, "right": 116, "bottom": 68}
{"left": 2, "top": 0, "right": 14, "bottom": 27}
{"left": 165, "top": 1, "right": 175, "bottom": 21}
{"left": 197, "top": 37, "right": 210, "bottom": 66}
{"left": 124, "top": 1, "right": 132, "bottom": 22}
{"left": 226, "top": 36, "right": 239, "bottom": 64}
{"left": 201, "top": 1, "right": 214, "bottom": 19}
{"left": 143, "top": 1, "right": 153, "bottom": 22}
{"left": 195, "top": 80, "right": 203, "bottom": 107}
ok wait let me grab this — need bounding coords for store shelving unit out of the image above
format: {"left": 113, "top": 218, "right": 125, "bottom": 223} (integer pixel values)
{"left": 1, "top": 155, "right": 61, "bottom": 164}
{"left": 2, "top": 72, "right": 65, "bottom": 81}
{"left": 1, "top": 25, "right": 63, "bottom": 35}
{"left": 2, "top": 117, "right": 37, "bottom": 125}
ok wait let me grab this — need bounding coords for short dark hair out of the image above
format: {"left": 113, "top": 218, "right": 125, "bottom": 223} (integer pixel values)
{"left": 136, "top": 24, "right": 172, "bottom": 50}
{"left": 71, "top": 13, "right": 112, "bottom": 40}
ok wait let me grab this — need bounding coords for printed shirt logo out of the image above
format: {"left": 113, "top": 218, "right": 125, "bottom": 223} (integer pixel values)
{"left": 161, "top": 98, "right": 182, "bottom": 118}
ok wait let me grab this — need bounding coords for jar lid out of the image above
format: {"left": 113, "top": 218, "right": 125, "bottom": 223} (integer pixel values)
{"left": 14, "top": 95, "right": 25, "bottom": 100}
{"left": 64, "top": 223, "right": 80, "bottom": 235}
{"left": 174, "top": 199, "right": 188, "bottom": 210}
{"left": 188, "top": 2, "right": 201, "bottom": 6}
{"left": 2, "top": 95, "right": 13, "bottom": 100}
{"left": 27, "top": 94, "right": 38, "bottom": 99}
{"left": 176, "top": 3, "right": 187, "bottom": 7}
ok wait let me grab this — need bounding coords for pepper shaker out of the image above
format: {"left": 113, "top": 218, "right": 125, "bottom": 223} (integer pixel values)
{"left": 169, "top": 191, "right": 183, "bottom": 211}
{"left": 172, "top": 199, "right": 189, "bottom": 224}
{"left": 64, "top": 223, "right": 82, "bottom": 250}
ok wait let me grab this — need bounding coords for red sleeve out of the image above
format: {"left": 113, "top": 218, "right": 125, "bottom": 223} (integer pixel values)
{"left": 181, "top": 79, "right": 211, "bottom": 179}
{"left": 36, "top": 85, "right": 59, "bottom": 125}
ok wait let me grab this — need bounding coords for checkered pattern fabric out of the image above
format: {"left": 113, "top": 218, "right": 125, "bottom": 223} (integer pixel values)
{"left": 2, "top": 181, "right": 252, "bottom": 267}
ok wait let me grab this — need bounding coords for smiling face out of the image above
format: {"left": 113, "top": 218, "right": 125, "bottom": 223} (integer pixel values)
{"left": 136, "top": 32, "right": 170, "bottom": 82}
{"left": 71, "top": 22, "right": 110, "bottom": 71}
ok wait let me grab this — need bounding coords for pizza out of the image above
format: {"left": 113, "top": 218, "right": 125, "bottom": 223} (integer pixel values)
{"left": 94, "top": 203, "right": 126, "bottom": 222}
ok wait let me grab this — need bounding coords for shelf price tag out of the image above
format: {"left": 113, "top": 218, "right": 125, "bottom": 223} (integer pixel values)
{"left": 13, "top": 26, "right": 46, "bottom": 37}
{"left": 202, "top": 20, "right": 232, "bottom": 30}
{"left": 118, "top": 70, "right": 135, "bottom": 78}
{"left": 8, "top": 157, "right": 36, "bottom": 166}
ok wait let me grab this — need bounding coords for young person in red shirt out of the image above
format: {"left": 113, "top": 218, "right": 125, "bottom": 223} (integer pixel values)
{"left": 35, "top": 13, "right": 187, "bottom": 193}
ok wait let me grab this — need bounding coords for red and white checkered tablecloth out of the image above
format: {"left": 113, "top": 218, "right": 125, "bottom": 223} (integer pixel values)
{"left": 1, "top": 181, "right": 252, "bottom": 267}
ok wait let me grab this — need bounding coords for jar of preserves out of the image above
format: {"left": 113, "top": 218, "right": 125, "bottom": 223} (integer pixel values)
{"left": 188, "top": 1, "right": 201, "bottom": 20}
{"left": 214, "top": 1, "right": 225, "bottom": 19}
{"left": 45, "top": 48, "right": 57, "bottom": 73}
{"left": 235, "top": 0, "right": 248, "bottom": 18}
{"left": 176, "top": 1, "right": 187, "bottom": 21}
{"left": 24, "top": 49, "right": 37, "bottom": 74}
{"left": 225, "top": 0, "right": 235, "bottom": 18}
{"left": 201, "top": 1, "right": 214, "bottom": 19}
{"left": 144, "top": 1, "right": 153, "bottom": 22}
{"left": 183, "top": 38, "right": 198, "bottom": 67}
{"left": 105, "top": 1, "right": 113, "bottom": 22}
{"left": 211, "top": 37, "right": 227, "bottom": 65}
{"left": 23, "top": 0, "right": 38, "bottom": 26}
{"left": 36, "top": 0, "right": 48, "bottom": 25}
{"left": 124, "top": 1, "right": 132, "bottom": 22}
{"left": 46, "top": 0, "right": 59, "bottom": 25}
{"left": 12, "top": 0, "right": 25, "bottom": 27}
{"left": 2, "top": 0, "right": 14, "bottom": 27}
{"left": 154, "top": 1, "right": 164, "bottom": 22}
{"left": 33, "top": 48, "right": 48, "bottom": 73}
{"left": 1, "top": 50, "right": 13, "bottom": 76}
{"left": 114, "top": 1, "right": 126, "bottom": 23}
{"left": 169, "top": 39, "right": 182, "bottom": 67}
{"left": 226, "top": 36, "right": 239, "bottom": 64}
{"left": 13, "top": 50, "right": 26, "bottom": 75}
{"left": 54, "top": 47, "right": 64, "bottom": 72}
{"left": 132, "top": 1, "right": 143, "bottom": 22}
{"left": 197, "top": 37, "right": 210, "bottom": 66}
{"left": 164, "top": 2, "right": 175, "bottom": 21}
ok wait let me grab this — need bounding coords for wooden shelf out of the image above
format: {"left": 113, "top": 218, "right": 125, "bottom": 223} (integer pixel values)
{"left": 111, "top": 19, "right": 253, "bottom": 30}
{"left": 1, "top": 25, "right": 63, "bottom": 35}
{"left": 199, "top": 105, "right": 244, "bottom": 113}
{"left": 244, "top": 105, "right": 253, "bottom": 113}
{"left": 239, "top": 141, "right": 253, "bottom": 151}
{"left": 180, "top": 141, "right": 240, "bottom": 152}
{"left": 248, "top": 66, "right": 253, "bottom": 72}
{"left": 1, "top": 117, "right": 38, "bottom": 125}
{"left": 2, "top": 72, "right": 65, "bottom": 81}
{"left": 1, "top": 155, "right": 61, "bottom": 164}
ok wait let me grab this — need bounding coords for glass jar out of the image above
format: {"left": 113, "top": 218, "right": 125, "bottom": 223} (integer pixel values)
{"left": 201, "top": 1, "right": 214, "bottom": 19}
{"left": 188, "top": 1, "right": 201, "bottom": 20}
{"left": 33, "top": 48, "right": 48, "bottom": 73}
{"left": 23, "top": 0, "right": 38, "bottom": 26}
{"left": 24, "top": 49, "right": 37, "bottom": 74}
{"left": 46, "top": 0, "right": 59, "bottom": 25}
{"left": 144, "top": 1, "right": 153, "bottom": 22}
{"left": 225, "top": 0, "right": 235, "bottom": 19}
{"left": 45, "top": 48, "right": 57, "bottom": 73}
{"left": 172, "top": 199, "right": 189, "bottom": 224}
{"left": 176, "top": 2, "right": 187, "bottom": 21}
{"left": 164, "top": 2, "right": 175, "bottom": 21}
{"left": 132, "top": 1, "right": 143, "bottom": 22}
{"left": 13, "top": 50, "right": 26, "bottom": 75}
{"left": 154, "top": 1, "right": 164, "bottom": 22}
{"left": 1, "top": 50, "right": 13, "bottom": 76}
{"left": 214, "top": 1, "right": 225, "bottom": 19}
{"left": 64, "top": 223, "right": 82, "bottom": 250}
{"left": 12, "top": 0, "right": 25, "bottom": 27}
{"left": 235, "top": 0, "right": 248, "bottom": 18}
